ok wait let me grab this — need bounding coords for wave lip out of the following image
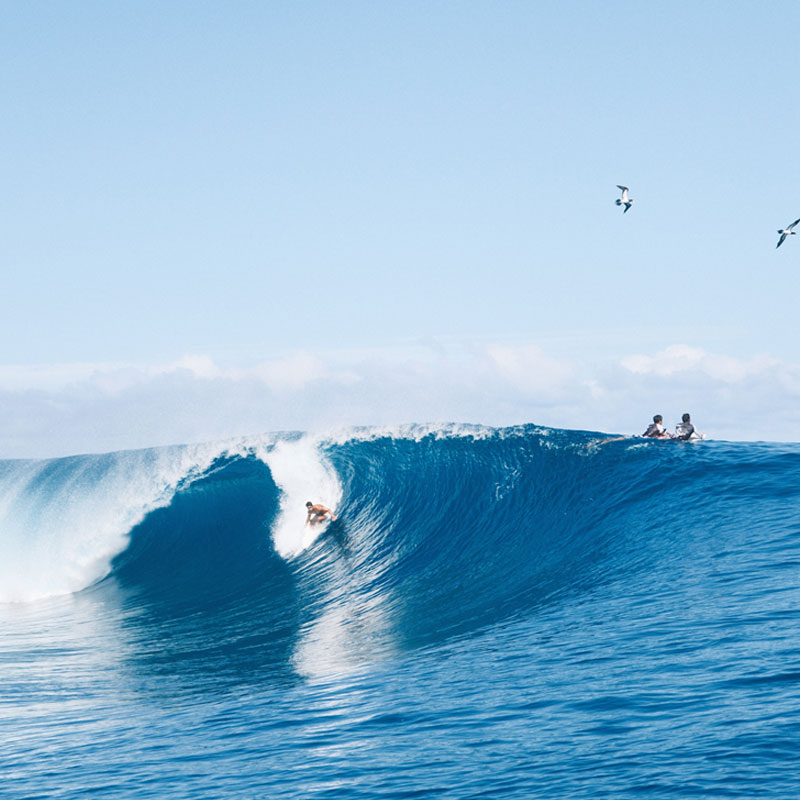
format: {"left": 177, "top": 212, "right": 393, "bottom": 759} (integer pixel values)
{"left": 0, "top": 439, "right": 259, "bottom": 603}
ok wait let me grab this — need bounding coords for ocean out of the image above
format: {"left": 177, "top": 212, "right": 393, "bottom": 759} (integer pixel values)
{"left": 2, "top": 424, "right": 799, "bottom": 799}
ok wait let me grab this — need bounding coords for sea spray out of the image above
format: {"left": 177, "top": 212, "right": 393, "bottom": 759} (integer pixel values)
{"left": 256, "top": 435, "right": 343, "bottom": 556}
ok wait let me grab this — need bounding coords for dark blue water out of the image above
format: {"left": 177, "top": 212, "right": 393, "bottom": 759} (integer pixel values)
{"left": 2, "top": 425, "right": 799, "bottom": 798}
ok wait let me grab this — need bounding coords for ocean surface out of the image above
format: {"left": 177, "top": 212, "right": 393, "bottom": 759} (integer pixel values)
{"left": 1, "top": 424, "right": 799, "bottom": 799}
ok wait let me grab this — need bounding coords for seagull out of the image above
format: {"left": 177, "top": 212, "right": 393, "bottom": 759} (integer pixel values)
{"left": 616, "top": 185, "right": 633, "bottom": 213}
{"left": 776, "top": 217, "right": 800, "bottom": 248}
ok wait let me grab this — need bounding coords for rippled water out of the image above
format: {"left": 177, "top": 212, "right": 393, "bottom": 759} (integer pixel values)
{"left": 2, "top": 426, "right": 799, "bottom": 798}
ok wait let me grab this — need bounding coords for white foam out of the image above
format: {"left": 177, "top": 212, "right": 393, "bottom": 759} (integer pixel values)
{"left": 317, "top": 421, "right": 502, "bottom": 447}
{"left": 255, "top": 435, "right": 343, "bottom": 558}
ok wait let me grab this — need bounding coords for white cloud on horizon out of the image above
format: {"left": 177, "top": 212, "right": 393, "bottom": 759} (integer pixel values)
{"left": 620, "top": 344, "right": 783, "bottom": 383}
{"left": 0, "top": 341, "right": 797, "bottom": 458}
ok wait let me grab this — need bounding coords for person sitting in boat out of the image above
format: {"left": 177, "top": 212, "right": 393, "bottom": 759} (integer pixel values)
{"left": 642, "top": 414, "right": 672, "bottom": 438}
{"left": 674, "top": 413, "right": 696, "bottom": 441}
{"left": 305, "top": 501, "right": 337, "bottom": 526}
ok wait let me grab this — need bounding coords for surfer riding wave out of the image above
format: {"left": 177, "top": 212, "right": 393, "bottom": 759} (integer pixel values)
{"left": 305, "top": 501, "right": 337, "bottom": 527}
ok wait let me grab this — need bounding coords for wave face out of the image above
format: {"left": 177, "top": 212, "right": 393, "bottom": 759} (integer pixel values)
{"left": 3, "top": 425, "right": 800, "bottom": 799}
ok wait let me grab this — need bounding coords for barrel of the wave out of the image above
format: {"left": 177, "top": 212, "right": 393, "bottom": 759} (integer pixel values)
{"left": 0, "top": 444, "right": 229, "bottom": 603}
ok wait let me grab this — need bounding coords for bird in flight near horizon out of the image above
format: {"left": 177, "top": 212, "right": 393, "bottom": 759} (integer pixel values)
{"left": 776, "top": 217, "right": 800, "bottom": 248}
{"left": 615, "top": 185, "right": 633, "bottom": 213}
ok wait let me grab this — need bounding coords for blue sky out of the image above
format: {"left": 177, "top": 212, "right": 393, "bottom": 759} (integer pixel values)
{"left": 2, "top": 1, "right": 800, "bottom": 453}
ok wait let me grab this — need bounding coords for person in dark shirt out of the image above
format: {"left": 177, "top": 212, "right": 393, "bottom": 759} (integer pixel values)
{"left": 674, "top": 413, "right": 696, "bottom": 440}
{"left": 642, "top": 414, "right": 671, "bottom": 438}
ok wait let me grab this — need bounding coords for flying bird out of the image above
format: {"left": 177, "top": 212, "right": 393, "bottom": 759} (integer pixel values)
{"left": 776, "top": 217, "right": 800, "bottom": 248}
{"left": 616, "top": 185, "right": 633, "bottom": 213}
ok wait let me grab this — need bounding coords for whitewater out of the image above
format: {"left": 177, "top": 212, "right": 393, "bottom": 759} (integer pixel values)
{"left": 2, "top": 423, "right": 799, "bottom": 799}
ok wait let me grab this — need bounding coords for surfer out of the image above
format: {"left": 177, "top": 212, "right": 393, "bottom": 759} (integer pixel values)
{"left": 305, "top": 501, "right": 337, "bottom": 526}
{"left": 642, "top": 414, "right": 672, "bottom": 438}
{"left": 674, "top": 413, "right": 697, "bottom": 441}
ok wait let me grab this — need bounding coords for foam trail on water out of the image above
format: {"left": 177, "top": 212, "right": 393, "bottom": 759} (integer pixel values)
{"left": 257, "top": 436, "right": 342, "bottom": 557}
{"left": 292, "top": 591, "right": 398, "bottom": 680}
